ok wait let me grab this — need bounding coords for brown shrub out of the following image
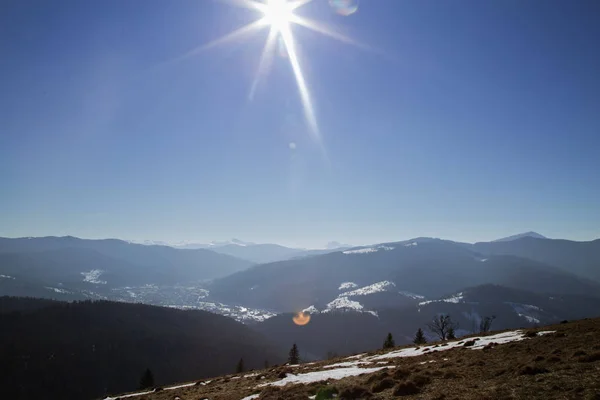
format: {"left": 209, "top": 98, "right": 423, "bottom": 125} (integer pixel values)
{"left": 393, "top": 368, "right": 411, "bottom": 380}
{"left": 260, "top": 386, "right": 281, "bottom": 397}
{"left": 366, "top": 371, "right": 388, "bottom": 384}
{"left": 371, "top": 378, "right": 395, "bottom": 393}
{"left": 393, "top": 381, "right": 420, "bottom": 396}
{"left": 463, "top": 340, "right": 477, "bottom": 347}
{"left": 524, "top": 331, "right": 538, "bottom": 338}
{"left": 338, "top": 385, "right": 372, "bottom": 399}
{"left": 412, "top": 373, "right": 432, "bottom": 387}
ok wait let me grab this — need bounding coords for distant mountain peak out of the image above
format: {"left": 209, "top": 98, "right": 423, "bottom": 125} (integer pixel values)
{"left": 492, "top": 231, "right": 547, "bottom": 242}
{"left": 326, "top": 241, "right": 352, "bottom": 250}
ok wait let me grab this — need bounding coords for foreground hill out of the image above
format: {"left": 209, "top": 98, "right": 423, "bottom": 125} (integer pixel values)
{"left": 0, "top": 298, "right": 285, "bottom": 400}
{"left": 105, "top": 317, "right": 600, "bottom": 400}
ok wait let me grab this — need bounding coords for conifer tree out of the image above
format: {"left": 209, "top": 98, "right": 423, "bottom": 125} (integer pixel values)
{"left": 139, "top": 368, "right": 154, "bottom": 390}
{"left": 288, "top": 343, "right": 300, "bottom": 364}
{"left": 447, "top": 326, "right": 456, "bottom": 340}
{"left": 413, "top": 328, "right": 427, "bottom": 345}
{"left": 236, "top": 358, "right": 245, "bottom": 373}
{"left": 383, "top": 332, "right": 395, "bottom": 349}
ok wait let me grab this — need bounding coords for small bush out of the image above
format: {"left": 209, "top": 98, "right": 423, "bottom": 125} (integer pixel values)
{"left": 412, "top": 374, "right": 432, "bottom": 387}
{"left": 371, "top": 378, "right": 395, "bottom": 393}
{"left": 524, "top": 331, "right": 538, "bottom": 338}
{"left": 560, "top": 320, "right": 569, "bottom": 324}
{"left": 393, "top": 368, "right": 411, "bottom": 380}
{"left": 315, "top": 386, "right": 339, "bottom": 400}
{"left": 339, "top": 386, "right": 372, "bottom": 399}
{"left": 366, "top": 371, "right": 388, "bottom": 384}
{"left": 393, "top": 381, "right": 420, "bottom": 396}
{"left": 533, "top": 355, "right": 545, "bottom": 362}
{"left": 573, "top": 350, "right": 587, "bottom": 357}
{"left": 463, "top": 339, "right": 477, "bottom": 347}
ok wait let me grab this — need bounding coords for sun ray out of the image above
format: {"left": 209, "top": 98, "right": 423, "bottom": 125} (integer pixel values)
{"left": 290, "top": 15, "right": 371, "bottom": 51}
{"left": 219, "top": 0, "right": 267, "bottom": 13}
{"left": 278, "top": 23, "right": 320, "bottom": 141}
{"left": 170, "top": 19, "right": 267, "bottom": 65}
{"left": 249, "top": 27, "right": 278, "bottom": 100}
{"left": 288, "top": 0, "right": 315, "bottom": 11}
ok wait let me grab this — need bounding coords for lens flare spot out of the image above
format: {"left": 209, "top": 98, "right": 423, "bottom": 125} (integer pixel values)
{"left": 293, "top": 311, "right": 311, "bottom": 326}
{"left": 289, "top": 142, "right": 297, "bottom": 150}
{"left": 329, "top": 0, "right": 359, "bottom": 16}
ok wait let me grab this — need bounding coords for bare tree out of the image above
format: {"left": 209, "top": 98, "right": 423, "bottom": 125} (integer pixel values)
{"left": 426, "top": 315, "right": 458, "bottom": 341}
{"left": 479, "top": 316, "right": 496, "bottom": 333}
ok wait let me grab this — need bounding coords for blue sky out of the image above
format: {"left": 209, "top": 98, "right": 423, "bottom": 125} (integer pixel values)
{"left": 1, "top": 0, "right": 599, "bottom": 248}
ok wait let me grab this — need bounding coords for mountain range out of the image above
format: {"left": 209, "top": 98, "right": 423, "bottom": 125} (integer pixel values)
{"left": 129, "top": 238, "right": 351, "bottom": 264}
{"left": 2, "top": 232, "right": 600, "bottom": 399}
{"left": 2, "top": 233, "right": 600, "bottom": 347}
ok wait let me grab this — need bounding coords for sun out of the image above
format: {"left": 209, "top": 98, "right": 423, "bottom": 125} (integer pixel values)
{"left": 171, "top": 0, "right": 367, "bottom": 158}
{"left": 261, "top": 0, "right": 294, "bottom": 30}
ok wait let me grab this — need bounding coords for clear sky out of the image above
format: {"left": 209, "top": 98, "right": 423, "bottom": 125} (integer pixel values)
{"left": 1, "top": 0, "right": 599, "bottom": 248}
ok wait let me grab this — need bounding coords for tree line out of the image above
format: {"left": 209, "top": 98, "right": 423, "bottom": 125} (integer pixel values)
{"left": 383, "top": 314, "right": 496, "bottom": 349}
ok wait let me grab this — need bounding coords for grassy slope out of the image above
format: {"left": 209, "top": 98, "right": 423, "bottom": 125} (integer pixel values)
{"left": 109, "top": 318, "right": 600, "bottom": 400}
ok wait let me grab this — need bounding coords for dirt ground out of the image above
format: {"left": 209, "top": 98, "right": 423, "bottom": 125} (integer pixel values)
{"left": 110, "top": 318, "right": 600, "bottom": 400}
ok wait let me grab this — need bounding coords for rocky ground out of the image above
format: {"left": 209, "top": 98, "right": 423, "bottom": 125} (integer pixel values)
{"left": 105, "top": 318, "right": 600, "bottom": 400}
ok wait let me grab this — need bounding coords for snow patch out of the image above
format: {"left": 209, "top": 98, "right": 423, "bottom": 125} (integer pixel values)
{"left": 240, "top": 395, "right": 260, "bottom": 400}
{"left": 343, "top": 245, "right": 394, "bottom": 255}
{"left": 340, "top": 281, "right": 396, "bottom": 297}
{"left": 345, "top": 353, "right": 367, "bottom": 360}
{"left": 398, "top": 290, "right": 425, "bottom": 299}
{"left": 404, "top": 242, "right": 418, "bottom": 247}
{"left": 323, "top": 297, "right": 363, "bottom": 312}
{"left": 506, "top": 302, "right": 542, "bottom": 324}
{"left": 259, "top": 366, "right": 391, "bottom": 387}
{"left": 303, "top": 305, "right": 319, "bottom": 314}
{"left": 419, "top": 292, "right": 463, "bottom": 306}
{"left": 81, "top": 269, "right": 107, "bottom": 284}
{"left": 339, "top": 282, "right": 358, "bottom": 290}
{"left": 323, "top": 361, "right": 370, "bottom": 369}
{"left": 0, "top": 274, "right": 15, "bottom": 279}
{"left": 45, "top": 287, "right": 70, "bottom": 294}
{"left": 366, "top": 330, "right": 555, "bottom": 361}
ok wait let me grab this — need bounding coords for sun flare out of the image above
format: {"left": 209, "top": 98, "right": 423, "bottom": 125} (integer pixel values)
{"left": 261, "top": 0, "right": 294, "bottom": 30}
{"left": 173, "top": 0, "right": 366, "bottom": 158}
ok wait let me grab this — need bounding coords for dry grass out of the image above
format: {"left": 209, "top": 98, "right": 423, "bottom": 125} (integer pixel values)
{"left": 109, "top": 318, "right": 600, "bottom": 400}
